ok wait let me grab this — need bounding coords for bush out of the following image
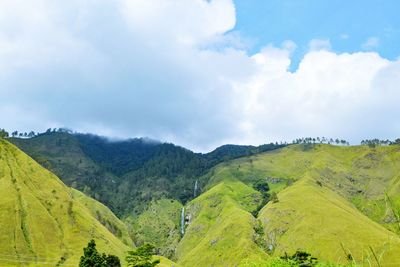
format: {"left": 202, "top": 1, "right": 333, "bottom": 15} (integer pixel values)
{"left": 79, "top": 239, "right": 121, "bottom": 267}
{"left": 280, "top": 250, "right": 318, "bottom": 267}
{"left": 126, "top": 243, "right": 160, "bottom": 267}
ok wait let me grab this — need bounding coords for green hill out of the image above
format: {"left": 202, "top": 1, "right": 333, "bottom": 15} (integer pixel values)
{"left": 10, "top": 132, "right": 283, "bottom": 217}
{"left": 8, "top": 132, "right": 400, "bottom": 266}
{"left": 207, "top": 144, "right": 400, "bottom": 232}
{"left": 193, "top": 144, "right": 400, "bottom": 266}
{"left": 259, "top": 178, "right": 400, "bottom": 266}
{"left": 0, "top": 139, "right": 132, "bottom": 266}
{"left": 176, "top": 180, "right": 268, "bottom": 266}
{"left": 125, "top": 198, "right": 183, "bottom": 259}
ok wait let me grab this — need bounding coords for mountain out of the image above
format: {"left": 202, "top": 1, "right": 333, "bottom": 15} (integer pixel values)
{"left": 183, "top": 143, "right": 400, "bottom": 266}
{"left": 0, "top": 138, "right": 134, "bottom": 266}
{"left": 176, "top": 180, "right": 267, "bottom": 266}
{"left": 9, "top": 132, "right": 284, "bottom": 217}
{"left": 10, "top": 131, "right": 400, "bottom": 266}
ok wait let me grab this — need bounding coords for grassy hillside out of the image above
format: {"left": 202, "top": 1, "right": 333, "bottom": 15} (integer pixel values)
{"left": 259, "top": 178, "right": 400, "bottom": 266}
{"left": 0, "top": 139, "right": 131, "bottom": 266}
{"left": 176, "top": 180, "right": 269, "bottom": 266}
{"left": 10, "top": 132, "right": 284, "bottom": 217}
{"left": 204, "top": 144, "right": 400, "bottom": 232}
{"left": 125, "top": 198, "right": 183, "bottom": 259}
{"left": 70, "top": 189, "right": 133, "bottom": 246}
{"left": 195, "top": 143, "right": 400, "bottom": 266}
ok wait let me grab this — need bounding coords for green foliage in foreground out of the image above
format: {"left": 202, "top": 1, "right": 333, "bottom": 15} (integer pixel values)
{"left": 240, "top": 253, "right": 354, "bottom": 267}
{"left": 126, "top": 244, "right": 160, "bottom": 267}
{"left": 79, "top": 239, "right": 121, "bottom": 267}
{"left": 280, "top": 250, "right": 318, "bottom": 266}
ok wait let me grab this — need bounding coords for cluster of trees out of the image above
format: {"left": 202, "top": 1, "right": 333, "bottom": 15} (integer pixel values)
{"left": 0, "top": 129, "right": 9, "bottom": 139}
{"left": 79, "top": 240, "right": 159, "bottom": 267}
{"left": 292, "top": 137, "right": 350, "bottom": 146}
{"left": 361, "top": 138, "right": 400, "bottom": 147}
{"left": 0, "top": 128, "right": 74, "bottom": 139}
{"left": 252, "top": 179, "right": 279, "bottom": 216}
{"left": 79, "top": 239, "right": 121, "bottom": 267}
{"left": 11, "top": 131, "right": 36, "bottom": 138}
{"left": 280, "top": 250, "right": 318, "bottom": 266}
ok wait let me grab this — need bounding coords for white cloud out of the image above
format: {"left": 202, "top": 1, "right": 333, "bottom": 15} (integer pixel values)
{"left": 308, "top": 39, "right": 331, "bottom": 51}
{"left": 0, "top": 0, "right": 399, "bottom": 151}
{"left": 362, "top": 37, "right": 380, "bottom": 50}
{"left": 119, "top": 0, "right": 236, "bottom": 46}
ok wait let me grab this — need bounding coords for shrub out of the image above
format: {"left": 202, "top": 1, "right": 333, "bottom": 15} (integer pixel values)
{"left": 79, "top": 239, "right": 121, "bottom": 267}
{"left": 126, "top": 243, "right": 160, "bottom": 267}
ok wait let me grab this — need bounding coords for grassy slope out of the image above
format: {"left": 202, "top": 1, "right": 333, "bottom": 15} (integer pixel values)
{"left": 9, "top": 133, "right": 120, "bottom": 207}
{"left": 0, "top": 139, "right": 131, "bottom": 266}
{"left": 206, "top": 144, "right": 400, "bottom": 231}
{"left": 176, "top": 180, "right": 269, "bottom": 266}
{"left": 125, "top": 198, "right": 183, "bottom": 259}
{"left": 259, "top": 178, "right": 400, "bottom": 266}
{"left": 70, "top": 189, "right": 133, "bottom": 246}
{"left": 198, "top": 144, "right": 400, "bottom": 266}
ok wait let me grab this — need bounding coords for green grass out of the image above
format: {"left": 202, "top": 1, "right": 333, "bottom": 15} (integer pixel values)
{"left": 176, "top": 179, "right": 269, "bottom": 266}
{"left": 70, "top": 188, "right": 133, "bottom": 246}
{"left": 190, "top": 144, "right": 400, "bottom": 266}
{"left": 5, "top": 138, "right": 400, "bottom": 267}
{"left": 0, "top": 139, "right": 132, "bottom": 266}
{"left": 204, "top": 144, "right": 400, "bottom": 233}
{"left": 125, "top": 198, "right": 183, "bottom": 258}
{"left": 258, "top": 178, "right": 400, "bottom": 266}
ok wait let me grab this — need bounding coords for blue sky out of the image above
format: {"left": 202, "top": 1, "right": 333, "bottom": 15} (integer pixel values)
{"left": 234, "top": 0, "right": 400, "bottom": 68}
{"left": 0, "top": 0, "right": 399, "bottom": 151}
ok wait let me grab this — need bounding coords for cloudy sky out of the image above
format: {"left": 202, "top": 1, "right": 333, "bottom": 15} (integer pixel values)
{"left": 1, "top": 0, "right": 399, "bottom": 151}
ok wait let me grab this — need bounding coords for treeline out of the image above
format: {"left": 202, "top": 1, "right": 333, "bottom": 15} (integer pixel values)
{"left": 2, "top": 128, "right": 400, "bottom": 148}
{"left": 361, "top": 138, "right": 400, "bottom": 147}
{"left": 292, "top": 137, "right": 350, "bottom": 146}
{"left": 0, "top": 127, "right": 73, "bottom": 139}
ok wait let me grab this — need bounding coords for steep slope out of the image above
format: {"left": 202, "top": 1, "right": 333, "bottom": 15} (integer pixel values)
{"left": 205, "top": 144, "right": 400, "bottom": 233}
{"left": 259, "top": 178, "right": 400, "bottom": 266}
{"left": 191, "top": 143, "right": 400, "bottom": 266}
{"left": 0, "top": 139, "right": 131, "bottom": 266}
{"left": 9, "top": 132, "right": 121, "bottom": 211}
{"left": 10, "top": 132, "right": 284, "bottom": 216}
{"left": 176, "top": 180, "right": 269, "bottom": 266}
{"left": 125, "top": 198, "right": 183, "bottom": 259}
{"left": 70, "top": 189, "right": 133, "bottom": 246}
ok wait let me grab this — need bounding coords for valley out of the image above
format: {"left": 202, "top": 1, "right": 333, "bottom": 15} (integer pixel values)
{"left": 1, "top": 133, "right": 400, "bottom": 266}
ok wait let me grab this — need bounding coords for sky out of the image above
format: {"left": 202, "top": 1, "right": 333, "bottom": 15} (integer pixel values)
{"left": 0, "top": 0, "right": 399, "bottom": 152}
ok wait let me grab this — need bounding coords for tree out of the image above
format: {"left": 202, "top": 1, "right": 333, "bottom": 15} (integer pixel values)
{"left": 12, "top": 131, "right": 18, "bottom": 137}
{"left": 281, "top": 250, "right": 318, "bottom": 266}
{"left": 79, "top": 239, "right": 121, "bottom": 267}
{"left": 126, "top": 244, "right": 160, "bottom": 267}
{"left": 253, "top": 179, "right": 270, "bottom": 195}
{"left": 0, "top": 129, "right": 9, "bottom": 139}
{"left": 104, "top": 254, "right": 121, "bottom": 267}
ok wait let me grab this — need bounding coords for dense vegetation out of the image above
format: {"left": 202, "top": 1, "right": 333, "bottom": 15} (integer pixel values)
{"left": 79, "top": 240, "right": 121, "bottom": 267}
{"left": 9, "top": 131, "right": 285, "bottom": 216}
{"left": 3, "top": 129, "right": 400, "bottom": 266}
